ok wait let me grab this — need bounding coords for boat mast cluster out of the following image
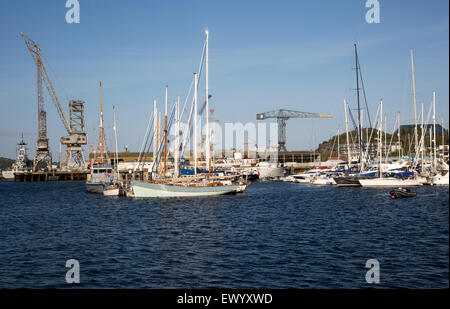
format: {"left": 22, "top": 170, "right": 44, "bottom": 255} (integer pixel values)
{"left": 135, "top": 30, "right": 213, "bottom": 181}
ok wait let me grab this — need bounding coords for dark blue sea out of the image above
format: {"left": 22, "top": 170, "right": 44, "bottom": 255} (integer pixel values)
{"left": 0, "top": 180, "right": 448, "bottom": 288}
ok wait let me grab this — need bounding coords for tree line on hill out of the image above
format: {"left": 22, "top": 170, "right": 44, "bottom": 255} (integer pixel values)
{"left": 0, "top": 157, "right": 14, "bottom": 171}
{"left": 318, "top": 125, "right": 449, "bottom": 161}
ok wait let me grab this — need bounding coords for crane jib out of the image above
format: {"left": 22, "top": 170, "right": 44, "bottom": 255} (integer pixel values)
{"left": 256, "top": 109, "right": 333, "bottom": 151}
{"left": 20, "top": 32, "right": 88, "bottom": 171}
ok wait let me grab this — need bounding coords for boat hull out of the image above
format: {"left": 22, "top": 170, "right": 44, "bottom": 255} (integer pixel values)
{"left": 311, "top": 177, "right": 336, "bottom": 185}
{"left": 257, "top": 166, "right": 284, "bottom": 179}
{"left": 103, "top": 188, "right": 120, "bottom": 196}
{"left": 416, "top": 176, "right": 432, "bottom": 185}
{"left": 280, "top": 176, "right": 295, "bottom": 182}
{"left": 359, "top": 178, "right": 422, "bottom": 187}
{"left": 432, "top": 172, "right": 449, "bottom": 186}
{"left": 390, "top": 188, "right": 416, "bottom": 198}
{"left": 333, "top": 176, "right": 362, "bottom": 187}
{"left": 1, "top": 170, "right": 15, "bottom": 180}
{"left": 131, "top": 181, "right": 241, "bottom": 198}
{"left": 293, "top": 175, "right": 311, "bottom": 183}
{"left": 86, "top": 182, "right": 105, "bottom": 194}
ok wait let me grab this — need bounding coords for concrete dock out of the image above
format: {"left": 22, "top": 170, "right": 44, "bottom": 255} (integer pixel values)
{"left": 14, "top": 171, "right": 89, "bottom": 182}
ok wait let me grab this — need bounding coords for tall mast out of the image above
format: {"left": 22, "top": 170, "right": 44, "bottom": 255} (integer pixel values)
{"left": 205, "top": 30, "right": 210, "bottom": 175}
{"left": 429, "top": 122, "right": 432, "bottom": 163}
{"left": 344, "top": 99, "right": 351, "bottom": 166}
{"left": 312, "top": 126, "right": 315, "bottom": 164}
{"left": 164, "top": 85, "right": 168, "bottom": 177}
{"left": 384, "top": 114, "right": 387, "bottom": 162}
{"left": 210, "top": 112, "right": 215, "bottom": 171}
{"left": 153, "top": 100, "right": 157, "bottom": 163}
{"left": 361, "top": 109, "right": 364, "bottom": 150}
{"left": 113, "top": 106, "right": 119, "bottom": 180}
{"left": 157, "top": 111, "right": 161, "bottom": 176}
{"left": 175, "top": 96, "right": 180, "bottom": 177}
{"left": 361, "top": 109, "right": 365, "bottom": 165}
{"left": 354, "top": 44, "right": 363, "bottom": 170}
{"left": 421, "top": 101, "right": 424, "bottom": 163}
{"left": 194, "top": 73, "right": 198, "bottom": 175}
{"left": 99, "top": 81, "right": 104, "bottom": 164}
{"left": 337, "top": 128, "right": 340, "bottom": 160}
{"left": 433, "top": 91, "right": 437, "bottom": 168}
{"left": 411, "top": 50, "right": 418, "bottom": 157}
{"left": 398, "top": 112, "right": 401, "bottom": 161}
{"left": 408, "top": 133, "right": 411, "bottom": 156}
{"left": 379, "top": 99, "right": 383, "bottom": 178}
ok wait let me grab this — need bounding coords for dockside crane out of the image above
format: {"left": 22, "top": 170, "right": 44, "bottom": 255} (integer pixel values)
{"left": 256, "top": 109, "right": 332, "bottom": 151}
{"left": 20, "top": 32, "right": 87, "bottom": 171}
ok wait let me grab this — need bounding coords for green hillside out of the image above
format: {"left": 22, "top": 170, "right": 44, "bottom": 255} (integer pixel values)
{"left": 0, "top": 157, "right": 14, "bottom": 170}
{"left": 318, "top": 127, "right": 449, "bottom": 160}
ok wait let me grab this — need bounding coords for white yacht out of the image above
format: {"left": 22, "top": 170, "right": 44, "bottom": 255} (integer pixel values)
{"left": 280, "top": 175, "right": 295, "bottom": 182}
{"left": 359, "top": 177, "right": 422, "bottom": 187}
{"left": 256, "top": 162, "right": 284, "bottom": 179}
{"left": 293, "top": 173, "right": 314, "bottom": 183}
{"left": 432, "top": 171, "right": 449, "bottom": 186}
{"left": 431, "top": 162, "right": 449, "bottom": 186}
{"left": 310, "top": 173, "right": 337, "bottom": 185}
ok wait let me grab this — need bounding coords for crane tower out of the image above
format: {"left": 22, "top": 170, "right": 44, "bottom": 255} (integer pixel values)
{"left": 256, "top": 109, "right": 332, "bottom": 152}
{"left": 20, "top": 32, "right": 87, "bottom": 171}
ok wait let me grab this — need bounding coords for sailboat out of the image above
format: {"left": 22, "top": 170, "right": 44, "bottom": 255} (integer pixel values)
{"left": 86, "top": 81, "right": 114, "bottom": 193}
{"left": 431, "top": 161, "right": 449, "bottom": 186}
{"left": 359, "top": 176, "right": 422, "bottom": 187}
{"left": 333, "top": 44, "right": 375, "bottom": 187}
{"left": 358, "top": 99, "right": 422, "bottom": 187}
{"left": 130, "top": 81, "right": 244, "bottom": 198}
{"left": 432, "top": 171, "right": 449, "bottom": 186}
{"left": 132, "top": 178, "right": 244, "bottom": 198}
{"left": 129, "top": 31, "right": 247, "bottom": 198}
{"left": 103, "top": 106, "right": 120, "bottom": 196}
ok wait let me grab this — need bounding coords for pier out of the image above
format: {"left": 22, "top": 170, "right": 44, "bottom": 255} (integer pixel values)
{"left": 14, "top": 171, "right": 89, "bottom": 182}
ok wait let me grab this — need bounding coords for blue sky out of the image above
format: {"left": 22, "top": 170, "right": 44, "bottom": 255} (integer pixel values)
{"left": 0, "top": 0, "right": 448, "bottom": 158}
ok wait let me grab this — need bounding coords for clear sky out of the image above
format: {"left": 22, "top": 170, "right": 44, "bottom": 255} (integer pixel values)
{"left": 0, "top": 0, "right": 448, "bottom": 159}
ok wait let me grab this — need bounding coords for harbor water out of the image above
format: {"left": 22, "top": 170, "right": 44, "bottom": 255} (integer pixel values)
{"left": 0, "top": 180, "right": 448, "bottom": 288}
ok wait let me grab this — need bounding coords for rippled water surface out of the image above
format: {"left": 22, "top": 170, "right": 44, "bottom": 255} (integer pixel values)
{"left": 0, "top": 180, "right": 448, "bottom": 288}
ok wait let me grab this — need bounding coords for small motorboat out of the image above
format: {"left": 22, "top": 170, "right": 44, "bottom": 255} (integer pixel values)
{"left": 103, "top": 183, "right": 120, "bottom": 196}
{"left": 236, "top": 184, "right": 248, "bottom": 193}
{"left": 389, "top": 187, "right": 416, "bottom": 199}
